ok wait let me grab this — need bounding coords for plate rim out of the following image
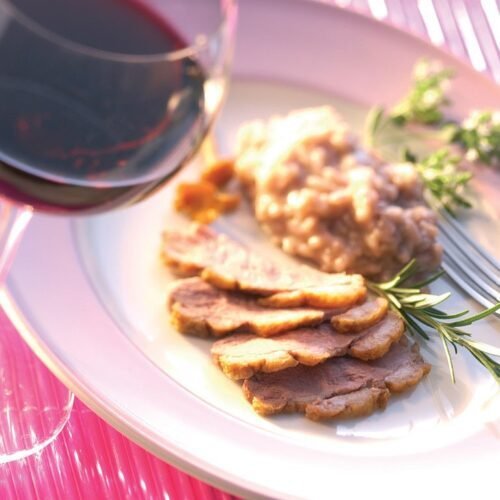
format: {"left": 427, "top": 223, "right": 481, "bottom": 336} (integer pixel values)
{"left": 0, "top": 288, "right": 272, "bottom": 499}
{"left": 4, "top": 1, "right": 500, "bottom": 498}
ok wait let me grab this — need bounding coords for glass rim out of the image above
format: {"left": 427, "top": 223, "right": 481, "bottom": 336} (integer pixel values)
{"left": 0, "top": 0, "right": 237, "bottom": 63}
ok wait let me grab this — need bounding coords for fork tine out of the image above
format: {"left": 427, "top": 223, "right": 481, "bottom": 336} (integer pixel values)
{"left": 439, "top": 227, "right": 500, "bottom": 288}
{"left": 442, "top": 260, "right": 500, "bottom": 317}
{"left": 442, "top": 252, "right": 500, "bottom": 303}
{"left": 436, "top": 209, "right": 500, "bottom": 273}
{"left": 439, "top": 232, "right": 500, "bottom": 298}
{"left": 433, "top": 202, "right": 500, "bottom": 313}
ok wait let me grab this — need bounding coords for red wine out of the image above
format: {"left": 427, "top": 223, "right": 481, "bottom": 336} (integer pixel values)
{"left": 0, "top": 0, "right": 206, "bottom": 213}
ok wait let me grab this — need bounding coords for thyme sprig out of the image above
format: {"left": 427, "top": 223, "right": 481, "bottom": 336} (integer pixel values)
{"left": 390, "top": 59, "right": 454, "bottom": 126}
{"left": 364, "top": 59, "right": 500, "bottom": 169}
{"left": 448, "top": 110, "right": 500, "bottom": 167}
{"left": 368, "top": 260, "right": 500, "bottom": 383}
{"left": 410, "top": 148, "right": 473, "bottom": 215}
{"left": 364, "top": 107, "right": 474, "bottom": 214}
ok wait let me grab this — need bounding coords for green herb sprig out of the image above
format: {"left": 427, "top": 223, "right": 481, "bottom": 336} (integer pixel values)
{"left": 448, "top": 110, "right": 500, "bottom": 166}
{"left": 364, "top": 59, "right": 500, "bottom": 170}
{"left": 390, "top": 59, "right": 454, "bottom": 126}
{"left": 368, "top": 260, "right": 500, "bottom": 383}
{"left": 364, "top": 107, "right": 474, "bottom": 214}
{"left": 411, "top": 148, "right": 473, "bottom": 215}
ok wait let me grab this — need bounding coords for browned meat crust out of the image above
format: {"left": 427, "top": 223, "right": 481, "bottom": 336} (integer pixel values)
{"left": 242, "top": 339, "right": 430, "bottom": 420}
{"left": 163, "top": 224, "right": 366, "bottom": 308}
{"left": 167, "top": 278, "right": 325, "bottom": 338}
{"left": 331, "top": 297, "right": 389, "bottom": 333}
{"left": 211, "top": 311, "right": 404, "bottom": 379}
{"left": 257, "top": 279, "right": 366, "bottom": 309}
{"left": 306, "top": 387, "right": 391, "bottom": 420}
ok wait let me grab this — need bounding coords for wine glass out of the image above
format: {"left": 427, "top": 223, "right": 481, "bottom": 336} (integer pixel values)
{"left": 0, "top": 0, "right": 237, "bottom": 462}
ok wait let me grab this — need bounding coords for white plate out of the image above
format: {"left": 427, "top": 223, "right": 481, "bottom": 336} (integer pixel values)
{"left": 5, "top": 1, "right": 500, "bottom": 498}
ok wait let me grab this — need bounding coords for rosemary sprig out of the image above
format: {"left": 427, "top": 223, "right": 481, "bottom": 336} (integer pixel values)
{"left": 368, "top": 260, "right": 500, "bottom": 383}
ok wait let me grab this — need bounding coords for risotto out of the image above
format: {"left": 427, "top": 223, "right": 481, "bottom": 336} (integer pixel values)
{"left": 235, "top": 106, "right": 442, "bottom": 280}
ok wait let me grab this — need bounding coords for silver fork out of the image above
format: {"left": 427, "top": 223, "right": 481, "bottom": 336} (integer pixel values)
{"left": 435, "top": 207, "right": 500, "bottom": 316}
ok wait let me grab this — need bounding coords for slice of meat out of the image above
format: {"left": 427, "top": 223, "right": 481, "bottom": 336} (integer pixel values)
{"left": 211, "top": 311, "right": 404, "bottom": 379}
{"left": 212, "top": 327, "right": 356, "bottom": 380}
{"left": 163, "top": 224, "right": 230, "bottom": 277}
{"left": 168, "top": 277, "right": 325, "bottom": 338}
{"left": 163, "top": 224, "right": 366, "bottom": 308}
{"left": 331, "top": 297, "right": 389, "bottom": 333}
{"left": 242, "top": 339, "right": 430, "bottom": 420}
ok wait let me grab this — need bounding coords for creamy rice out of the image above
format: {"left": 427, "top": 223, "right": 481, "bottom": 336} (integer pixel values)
{"left": 235, "top": 107, "right": 442, "bottom": 280}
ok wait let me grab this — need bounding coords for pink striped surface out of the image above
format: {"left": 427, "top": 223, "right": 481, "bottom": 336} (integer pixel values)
{"left": 0, "top": 1, "right": 497, "bottom": 499}
{"left": 0, "top": 309, "right": 236, "bottom": 500}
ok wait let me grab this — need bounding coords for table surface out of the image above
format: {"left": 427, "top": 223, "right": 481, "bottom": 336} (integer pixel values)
{"left": 0, "top": 1, "right": 497, "bottom": 499}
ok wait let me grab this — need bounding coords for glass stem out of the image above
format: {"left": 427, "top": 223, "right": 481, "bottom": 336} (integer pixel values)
{"left": 0, "top": 201, "right": 73, "bottom": 463}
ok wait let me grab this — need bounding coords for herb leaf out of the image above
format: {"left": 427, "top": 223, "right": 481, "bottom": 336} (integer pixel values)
{"left": 368, "top": 260, "right": 500, "bottom": 383}
{"left": 364, "top": 106, "right": 387, "bottom": 149}
{"left": 390, "top": 59, "right": 454, "bottom": 126}
{"left": 364, "top": 60, "right": 499, "bottom": 169}
{"left": 450, "top": 110, "right": 500, "bottom": 167}
{"left": 413, "top": 148, "right": 473, "bottom": 214}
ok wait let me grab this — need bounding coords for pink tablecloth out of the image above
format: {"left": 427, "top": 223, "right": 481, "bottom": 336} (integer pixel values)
{"left": 0, "top": 1, "right": 497, "bottom": 498}
{"left": 0, "top": 308, "right": 235, "bottom": 499}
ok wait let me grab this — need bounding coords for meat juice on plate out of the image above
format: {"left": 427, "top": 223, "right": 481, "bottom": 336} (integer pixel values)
{"left": 0, "top": 0, "right": 205, "bottom": 212}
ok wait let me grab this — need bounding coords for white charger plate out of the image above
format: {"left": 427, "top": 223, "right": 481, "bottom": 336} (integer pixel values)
{"left": 4, "top": 1, "right": 500, "bottom": 498}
